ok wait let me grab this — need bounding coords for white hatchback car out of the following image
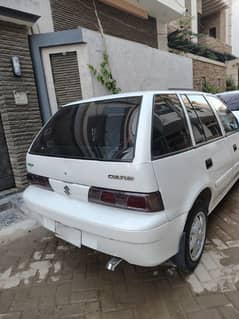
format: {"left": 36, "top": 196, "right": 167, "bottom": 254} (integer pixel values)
{"left": 23, "top": 91, "right": 239, "bottom": 272}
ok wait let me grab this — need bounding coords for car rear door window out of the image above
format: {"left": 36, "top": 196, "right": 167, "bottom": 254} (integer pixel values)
{"left": 151, "top": 94, "right": 192, "bottom": 158}
{"left": 186, "top": 94, "right": 222, "bottom": 142}
{"left": 206, "top": 96, "right": 239, "bottom": 134}
{"left": 181, "top": 95, "right": 206, "bottom": 144}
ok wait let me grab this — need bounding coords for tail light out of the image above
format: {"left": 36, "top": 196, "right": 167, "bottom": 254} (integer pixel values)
{"left": 88, "top": 187, "right": 164, "bottom": 212}
{"left": 27, "top": 173, "right": 52, "bottom": 191}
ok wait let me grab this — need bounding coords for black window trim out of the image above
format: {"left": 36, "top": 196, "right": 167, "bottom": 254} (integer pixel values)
{"left": 151, "top": 93, "right": 227, "bottom": 162}
{"left": 204, "top": 94, "right": 239, "bottom": 137}
{"left": 180, "top": 92, "right": 227, "bottom": 150}
{"left": 184, "top": 93, "right": 223, "bottom": 144}
{"left": 29, "top": 96, "right": 143, "bottom": 163}
{"left": 151, "top": 93, "right": 194, "bottom": 161}
{"left": 181, "top": 94, "right": 208, "bottom": 144}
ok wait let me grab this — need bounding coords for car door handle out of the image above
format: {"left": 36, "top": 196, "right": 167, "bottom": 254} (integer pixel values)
{"left": 205, "top": 158, "right": 213, "bottom": 170}
{"left": 233, "top": 144, "right": 237, "bottom": 152}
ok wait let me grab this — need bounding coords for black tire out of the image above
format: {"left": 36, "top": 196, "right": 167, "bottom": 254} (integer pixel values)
{"left": 173, "top": 203, "right": 208, "bottom": 273}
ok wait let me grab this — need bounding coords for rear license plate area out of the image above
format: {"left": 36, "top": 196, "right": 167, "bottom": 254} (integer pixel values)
{"left": 55, "top": 222, "right": 82, "bottom": 248}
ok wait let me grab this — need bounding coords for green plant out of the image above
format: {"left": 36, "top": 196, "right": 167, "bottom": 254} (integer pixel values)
{"left": 168, "top": 30, "right": 218, "bottom": 61}
{"left": 202, "top": 80, "right": 221, "bottom": 94}
{"left": 226, "top": 78, "right": 238, "bottom": 91}
{"left": 88, "top": 51, "right": 121, "bottom": 94}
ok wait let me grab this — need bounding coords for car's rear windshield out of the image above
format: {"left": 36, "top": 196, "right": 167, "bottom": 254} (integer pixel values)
{"left": 30, "top": 97, "right": 142, "bottom": 162}
{"left": 217, "top": 93, "right": 239, "bottom": 111}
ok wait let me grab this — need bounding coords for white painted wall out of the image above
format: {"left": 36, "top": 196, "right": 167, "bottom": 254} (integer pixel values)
{"left": 0, "top": 0, "right": 54, "bottom": 32}
{"left": 232, "top": 0, "right": 239, "bottom": 57}
{"left": 191, "top": 0, "right": 198, "bottom": 43}
{"left": 81, "top": 28, "right": 193, "bottom": 98}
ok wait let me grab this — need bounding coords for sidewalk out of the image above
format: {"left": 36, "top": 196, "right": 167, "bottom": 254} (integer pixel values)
{"left": 1, "top": 185, "right": 239, "bottom": 318}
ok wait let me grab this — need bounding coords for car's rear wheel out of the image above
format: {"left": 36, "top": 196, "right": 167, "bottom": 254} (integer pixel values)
{"left": 174, "top": 203, "right": 207, "bottom": 273}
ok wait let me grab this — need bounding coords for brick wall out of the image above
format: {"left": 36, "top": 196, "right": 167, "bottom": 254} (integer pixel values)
{"left": 0, "top": 21, "right": 42, "bottom": 189}
{"left": 192, "top": 56, "right": 226, "bottom": 91}
{"left": 50, "top": 0, "right": 158, "bottom": 48}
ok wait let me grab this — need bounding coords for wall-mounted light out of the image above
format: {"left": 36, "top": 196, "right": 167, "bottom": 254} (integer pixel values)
{"left": 11, "top": 56, "right": 22, "bottom": 77}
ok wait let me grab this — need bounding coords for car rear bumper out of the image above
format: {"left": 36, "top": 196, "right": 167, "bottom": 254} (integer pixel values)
{"left": 23, "top": 186, "right": 186, "bottom": 267}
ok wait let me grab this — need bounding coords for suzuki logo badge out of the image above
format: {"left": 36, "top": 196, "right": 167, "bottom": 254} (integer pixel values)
{"left": 64, "top": 185, "right": 71, "bottom": 196}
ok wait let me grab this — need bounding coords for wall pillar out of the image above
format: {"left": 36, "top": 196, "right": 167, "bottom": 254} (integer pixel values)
{"left": 0, "top": 21, "right": 42, "bottom": 189}
{"left": 156, "top": 20, "right": 168, "bottom": 51}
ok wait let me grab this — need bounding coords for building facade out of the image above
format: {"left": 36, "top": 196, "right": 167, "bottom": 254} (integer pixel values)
{"left": 169, "top": 0, "right": 238, "bottom": 91}
{"left": 232, "top": 0, "right": 239, "bottom": 57}
{"left": 197, "top": 0, "right": 239, "bottom": 89}
{"left": 1, "top": 0, "right": 238, "bottom": 192}
{"left": 229, "top": 0, "right": 239, "bottom": 87}
{"left": 0, "top": 6, "right": 42, "bottom": 190}
{"left": 0, "top": 0, "right": 194, "bottom": 191}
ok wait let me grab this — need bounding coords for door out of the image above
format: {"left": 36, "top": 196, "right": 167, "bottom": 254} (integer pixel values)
{"left": 206, "top": 95, "right": 239, "bottom": 182}
{"left": 0, "top": 115, "right": 15, "bottom": 191}
{"left": 41, "top": 45, "right": 89, "bottom": 116}
{"left": 182, "top": 94, "right": 233, "bottom": 201}
{"left": 50, "top": 51, "right": 82, "bottom": 108}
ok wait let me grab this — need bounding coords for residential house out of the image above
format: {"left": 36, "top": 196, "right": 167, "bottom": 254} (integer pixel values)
{"left": 169, "top": 0, "right": 238, "bottom": 91}
{"left": 0, "top": 0, "right": 194, "bottom": 192}
{"left": 228, "top": 0, "right": 239, "bottom": 87}
{"left": 232, "top": 0, "right": 239, "bottom": 57}
{"left": 198, "top": 0, "right": 239, "bottom": 89}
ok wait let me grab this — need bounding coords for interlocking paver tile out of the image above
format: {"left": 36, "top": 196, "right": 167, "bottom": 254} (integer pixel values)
{"left": 54, "top": 303, "right": 84, "bottom": 318}
{"left": 196, "top": 294, "right": 229, "bottom": 309}
{"left": 172, "top": 286, "right": 201, "bottom": 313}
{"left": 134, "top": 301, "right": 171, "bottom": 319}
{"left": 70, "top": 289, "right": 98, "bottom": 304}
{"left": 225, "top": 291, "right": 239, "bottom": 311}
{"left": 187, "top": 309, "right": 222, "bottom": 319}
{"left": 102, "top": 309, "right": 135, "bottom": 319}
{"left": 218, "top": 305, "right": 239, "bottom": 319}
{"left": 0, "top": 289, "right": 16, "bottom": 313}
{"left": 0, "top": 312, "right": 21, "bottom": 319}
{"left": 56, "top": 283, "right": 72, "bottom": 305}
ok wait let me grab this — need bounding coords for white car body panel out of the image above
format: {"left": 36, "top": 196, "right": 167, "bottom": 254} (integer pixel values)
{"left": 23, "top": 90, "right": 239, "bottom": 267}
{"left": 26, "top": 154, "right": 159, "bottom": 193}
{"left": 23, "top": 185, "right": 185, "bottom": 266}
{"left": 152, "top": 139, "right": 233, "bottom": 222}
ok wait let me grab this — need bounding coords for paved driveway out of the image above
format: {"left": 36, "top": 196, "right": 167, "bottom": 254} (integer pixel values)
{"left": 1, "top": 184, "right": 239, "bottom": 318}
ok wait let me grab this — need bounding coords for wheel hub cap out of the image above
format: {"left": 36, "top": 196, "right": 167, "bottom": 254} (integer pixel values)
{"left": 189, "top": 212, "right": 206, "bottom": 262}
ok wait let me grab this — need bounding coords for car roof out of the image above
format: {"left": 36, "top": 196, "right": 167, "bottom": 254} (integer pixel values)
{"left": 217, "top": 90, "right": 239, "bottom": 96}
{"left": 65, "top": 90, "right": 208, "bottom": 106}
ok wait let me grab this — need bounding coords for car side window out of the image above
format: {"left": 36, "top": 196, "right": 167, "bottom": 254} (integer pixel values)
{"left": 186, "top": 94, "right": 222, "bottom": 142}
{"left": 151, "top": 94, "right": 192, "bottom": 158}
{"left": 181, "top": 95, "right": 206, "bottom": 144}
{"left": 206, "top": 95, "right": 239, "bottom": 134}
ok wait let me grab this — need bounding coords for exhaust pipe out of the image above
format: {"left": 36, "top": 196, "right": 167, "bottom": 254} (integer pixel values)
{"left": 106, "top": 257, "right": 122, "bottom": 271}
